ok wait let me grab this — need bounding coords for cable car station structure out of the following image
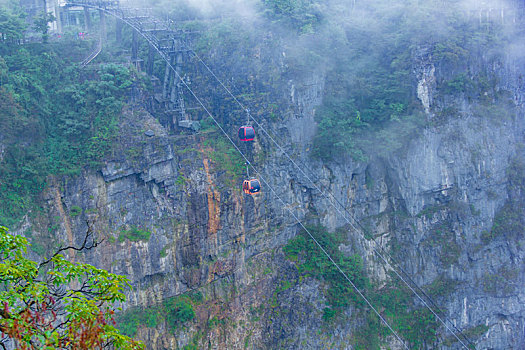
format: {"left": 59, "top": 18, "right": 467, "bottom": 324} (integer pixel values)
{"left": 33, "top": 0, "right": 199, "bottom": 132}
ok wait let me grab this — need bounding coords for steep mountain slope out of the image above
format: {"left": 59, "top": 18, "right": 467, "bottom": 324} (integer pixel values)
{"left": 3, "top": 0, "right": 525, "bottom": 349}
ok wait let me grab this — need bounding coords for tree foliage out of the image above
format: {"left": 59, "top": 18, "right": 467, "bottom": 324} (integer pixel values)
{"left": 32, "top": 11, "right": 56, "bottom": 43}
{"left": 283, "top": 225, "right": 440, "bottom": 348}
{"left": 283, "top": 225, "right": 367, "bottom": 314}
{"left": 117, "top": 293, "right": 200, "bottom": 337}
{"left": 307, "top": 0, "right": 514, "bottom": 160}
{"left": 261, "top": 0, "right": 322, "bottom": 34}
{"left": 0, "top": 1, "right": 26, "bottom": 43}
{"left": 0, "top": 225, "right": 144, "bottom": 349}
{"left": 0, "top": 42, "right": 132, "bottom": 227}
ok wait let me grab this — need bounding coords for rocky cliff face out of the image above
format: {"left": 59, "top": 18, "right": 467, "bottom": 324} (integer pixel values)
{"left": 18, "top": 13, "right": 525, "bottom": 350}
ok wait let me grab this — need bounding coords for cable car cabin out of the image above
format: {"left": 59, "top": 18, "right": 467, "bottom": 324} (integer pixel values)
{"left": 238, "top": 126, "right": 255, "bottom": 141}
{"left": 243, "top": 179, "right": 261, "bottom": 195}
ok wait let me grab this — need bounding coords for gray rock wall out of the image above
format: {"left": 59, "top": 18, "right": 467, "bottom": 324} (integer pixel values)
{"left": 19, "top": 22, "right": 525, "bottom": 350}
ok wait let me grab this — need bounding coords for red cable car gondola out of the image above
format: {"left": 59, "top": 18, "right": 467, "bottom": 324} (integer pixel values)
{"left": 238, "top": 126, "right": 255, "bottom": 141}
{"left": 243, "top": 178, "right": 261, "bottom": 195}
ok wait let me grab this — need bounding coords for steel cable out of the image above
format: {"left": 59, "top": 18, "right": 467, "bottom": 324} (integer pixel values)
{"left": 68, "top": 7, "right": 410, "bottom": 347}
{"left": 186, "top": 44, "right": 473, "bottom": 350}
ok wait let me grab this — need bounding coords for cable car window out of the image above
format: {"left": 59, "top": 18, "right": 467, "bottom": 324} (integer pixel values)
{"left": 250, "top": 180, "right": 260, "bottom": 193}
{"left": 245, "top": 127, "right": 255, "bottom": 140}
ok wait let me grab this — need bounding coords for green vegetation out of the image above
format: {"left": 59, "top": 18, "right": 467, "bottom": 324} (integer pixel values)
{"left": 113, "top": 0, "right": 516, "bottom": 167}
{"left": 0, "top": 226, "right": 143, "bottom": 349}
{"left": 469, "top": 204, "right": 481, "bottom": 217}
{"left": 304, "top": 0, "right": 515, "bottom": 161}
{"left": 489, "top": 201, "right": 523, "bottom": 241}
{"left": 483, "top": 158, "right": 525, "bottom": 243}
{"left": 376, "top": 283, "right": 439, "bottom": 348}
{"left": 69, "top": 205, "right": 82, "bottom": 217}
{"left": 310, "top": 2, "right": 424, "bottom": 160}
{"left": 0, "top": 34, "right": 133, "bottom": 227}
{"left": 283, "top": 226, "right": 367, "bottom": 314}
{"left": 182, "top": 343, "right": 199, "bottom": 350}
{"left": 175, "top": 174, "right": 187, "bottom": 186}
{"left": 195, "top": 19, "right": 251, "bottom": 54}
{"left": 22, "top": 229, "right": 45, "bottom": 256}
{"left": 159, "top": 244, "right": 169, "bottom": 258}
{"left": 182, "top": 332, "right": 204, "bottom": 350}
{"left": 32, "top": 11, "right": 55, "bottom": 42}
{"left": 199, "top": 116, "right": 218, "bottom": 132}
{"left": 244, "top": 329, "right": 253, "bottom": 348}
{"left": 479, "top": 266, "right": 517, "bottom": 296}
{"left": 283, "top": 225, "right": 440, "bottom": 348}
{"left": 261, "top": 0, "right": 321, "bottom": 34}
{"left": 117, "top": 306, "right": 162, "bottom": 337}
{"left": 166, "top": 298, "right": 196, "bottom": 329}
{"left": 443, "top": 324, "right": 489, "bottom": 347}
{"left": 203, "top": 136, "right": 245, "bottom": 185}
{"left": 29, "top": 240, "right": 46, "bottom": 256}
{"left": 417, "top": 204, "right": 445, "bottom": 219}
{"left": 0, "top": 1, "right": 26, "bottom": 43}
{"left": 117, "top": 293, "right": 201, "bottom": 337}
{"left": 419, "top": 220, "right": 461, "bottom": 267}
{"left": 118, "top": 226, "right": 152, "bottom": 242}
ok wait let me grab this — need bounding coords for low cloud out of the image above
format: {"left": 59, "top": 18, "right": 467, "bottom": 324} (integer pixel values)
{"left": 178, "top": 0, "right": 259, "bottom": 18}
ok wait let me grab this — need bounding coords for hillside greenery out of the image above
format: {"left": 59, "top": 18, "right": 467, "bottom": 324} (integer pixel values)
{"left": 0, "top": 0, "right": 26, "bottom": 43}
{"left": 283, "top": 225, "right": 440, "bottom": 349}
{"left": 485, "top": 157, "right": 525, "bottom": 243}
{"left": 140, "top": 0, "right": 517, "bottom": 162}
{"left": 261, "top": 0, "right": 322, "bottom": 34}
{"left": 309, "top": 0, "right": 513, "bottom": 160}
{"left": 0, "top": 16, "right": 135, "bottom": 227}
{"left": 0, "top": 2, "right": 520, "bottom": 348}
{"left": 116, "top": 292, "right": 202, "bottom": 337}
{"left": 282, "top": 225, "right": 367, "bottom": 315}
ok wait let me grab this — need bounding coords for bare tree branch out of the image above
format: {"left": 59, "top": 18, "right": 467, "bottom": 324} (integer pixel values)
{"left": 39, "top": 220, "right": 101, "bottom": 267}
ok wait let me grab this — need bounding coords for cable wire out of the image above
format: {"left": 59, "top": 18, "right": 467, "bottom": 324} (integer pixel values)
{"left": 185, "top": 44, "right": 474, "bottom": 350}
{"left": 67, "top": 6, "right": 410, "bottom": 347}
